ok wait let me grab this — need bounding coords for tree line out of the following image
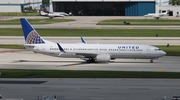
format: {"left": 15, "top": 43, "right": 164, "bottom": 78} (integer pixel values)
{"left": 42, "top": 0, "right": 49, "bottom": 5}
{"left": 169, "top": 0, "right": 180, "bottom": 5}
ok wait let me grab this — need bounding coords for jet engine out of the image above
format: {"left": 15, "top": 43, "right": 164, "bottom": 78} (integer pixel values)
{"left": 95, "top": 54, "right": 111, "bottom": 62}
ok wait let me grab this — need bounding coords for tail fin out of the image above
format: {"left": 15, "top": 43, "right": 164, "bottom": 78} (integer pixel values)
{"left": 20, "top": 18, "right": 45, "bottom": 44}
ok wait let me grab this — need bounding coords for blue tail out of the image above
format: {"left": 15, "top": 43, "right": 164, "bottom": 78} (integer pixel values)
{"left": 20, "top": 18, "right": 45, "bottom": 44}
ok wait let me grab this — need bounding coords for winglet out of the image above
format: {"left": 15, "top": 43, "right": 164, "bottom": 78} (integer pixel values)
{"left": 57, "top": 43, "right": 65, "bottom": 52}
{"left": 20, "top": 18, "right": 45, "bottom": 44}
{"left": 80, "top": 37, "right": 86, "bottom": 44}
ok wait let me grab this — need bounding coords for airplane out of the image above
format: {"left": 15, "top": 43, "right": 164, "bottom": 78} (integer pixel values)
{"left": 47, "top": 12, "right": 66, "bottom": 18}
{"left": 40, "top": 10, "right": 49, "bottom": 16}
{"left": 39, "top": 0, "right": 70, "bottom": 18}
{"left": 144, "top": 11, "right": 169, "bottom": 19}
{"left": 40, "top": 10, "right": 68, "bottom": 18}
{"left": 43, "top": 0, "right": 70, "bottom": 18}
{"left": 20, "top": 18, "right": 166, "bottom": 63}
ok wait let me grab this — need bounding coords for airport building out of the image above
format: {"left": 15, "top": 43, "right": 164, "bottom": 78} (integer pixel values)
{"left": 157, "top": 6, "right": 180, "bottom": 17}
{"left": 0, "top": 0, "right": 42, "bottom": 12}
{"left": 51, "top": 0, "right": 156, "bottom": 16}
{"left": 1, "top": 0, "right": 179, "bottom": 17}
{"left": 155, "top": 0, "right": 180, "bottom": 17}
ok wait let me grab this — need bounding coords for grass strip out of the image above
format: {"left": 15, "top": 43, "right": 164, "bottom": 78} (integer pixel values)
{"left": 1, "top": 29, "right": 180, "bottom": 37}
{"left": 0, "top": 44, "right": 24, "bottom": 49}
{"left": 0, "top": 69, "right": 180, "bottom": 78}
{"left": 0, "top": 45, "right": 180, "bottom": 56}
{"left": 0, "top": 12, "right": 39, "bottom": 16}
{"left": 0, "top": 19, "right": 75, "bottom": 25}
{"left": 97, "top": 19, "right": 180, "bottom": 25}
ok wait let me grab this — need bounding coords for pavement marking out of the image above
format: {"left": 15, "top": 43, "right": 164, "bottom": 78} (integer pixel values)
{"left": 157, "top": 68, "right": 165, "bottom": 72}
{"left": 0, "top": 50, "right": 25, "bottom": 53}
{"left": 68, "top": 66, "right": 78, "bottom": 70}
{"left": 77, "top": 27, "right": 81, "bottom": 29}
{"left": 94, "top": 26, "right": 99, "bottom": 29}
{"left": 161, "top": 27, "right": 167, "bottom": 30}
{"left": 128, "top": 27, "right": 133, "bottom": 29}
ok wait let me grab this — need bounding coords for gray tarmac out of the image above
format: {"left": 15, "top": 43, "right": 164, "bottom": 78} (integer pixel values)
{"left": 0, "top": 49, "right": 179, "bottom": 72}
{"left": 1, "top": 36, "right": 180, "bottom": 45}
{"left": 0, "top": 78, "right": 180, "bottom": 100}
{"left": 1, "top": 16, "right": 180, "bottom": 29}
{"left": 1, "top": 16, "right": 180, "bottom": 100}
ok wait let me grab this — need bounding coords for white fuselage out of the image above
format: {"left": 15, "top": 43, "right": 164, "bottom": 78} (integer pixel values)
{"left": 24, "top": 41, "right": 166, "bottom": 60}
{"left": 40, "top": 11, "right": 68, "bottom": 17}
{"left": 53, "top": 12, "right": 69, "bottom": 16}
{"left": 144, "top": 12, "right": 168, "bottom": 18}
{"left": 40, "top": 11, "right": 49, "bottom": 16}
{"left": 48, "top": 12, "right": 65, "bottom": 17}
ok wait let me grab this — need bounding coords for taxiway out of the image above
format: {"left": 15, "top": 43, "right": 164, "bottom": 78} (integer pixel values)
{"left": 0, "top": 16, "right": 180, "bottom": 100}
{"left": 0, "top": 49, "right": 179, "bottom": 72}
{"left": 0, "top": 36, "right": 180, "bottom": 45}
{"left": 0, "top": 78, "right": 179, "bottom": 100}
{"left": 0, "top": 16, "right": 180, "bottom": 29}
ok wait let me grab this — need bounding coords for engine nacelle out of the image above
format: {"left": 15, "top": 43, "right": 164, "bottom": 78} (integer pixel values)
{"left": 96, "top": 54, "right": 111, "bottom": 62}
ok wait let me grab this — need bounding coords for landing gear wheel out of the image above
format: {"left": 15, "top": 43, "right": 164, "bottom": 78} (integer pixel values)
{"left": 86, "top": 60, "right": 91, "bottom": 63}
{"left": 86, "top": 58, "right": 95, "bottom": 63}
{"left": 150, "top": 59, "right": 153, "bottom": 63}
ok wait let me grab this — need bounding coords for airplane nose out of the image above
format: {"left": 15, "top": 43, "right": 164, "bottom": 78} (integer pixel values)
{"left": 161, "top": 51, "right": 166, "bottom": 56}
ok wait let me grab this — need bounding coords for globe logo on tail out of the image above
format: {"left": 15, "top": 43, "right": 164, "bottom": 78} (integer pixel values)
{"left": 25, "top": 30, "right": 45, "bottom": 44}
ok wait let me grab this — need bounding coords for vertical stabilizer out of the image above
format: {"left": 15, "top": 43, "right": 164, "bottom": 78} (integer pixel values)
{"left": 20, "top": 18, "right": 45, "bottom": 44}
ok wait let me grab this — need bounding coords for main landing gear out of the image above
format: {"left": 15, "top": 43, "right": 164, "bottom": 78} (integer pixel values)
{"left": 150, "top": 59, "right": 153, "bottom": 63}
{"left": 86, "top": 57, "right": 95, "bottom": 63}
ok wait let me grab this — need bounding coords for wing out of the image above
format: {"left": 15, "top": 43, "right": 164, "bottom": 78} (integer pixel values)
{"left": 153, "top": 14, "right": 160, "bottom": 18}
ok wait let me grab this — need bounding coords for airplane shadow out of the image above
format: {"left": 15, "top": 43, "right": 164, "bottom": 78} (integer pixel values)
{"left": 57, "top": 61, "right": 112, "bottom": 67}
{"left": 12, "top": 60, "right": 156, "bottom": 63}
{"left": 55, "top": 61, "right": 157, "bottom": 67}
{"left": 12, "top": 60, "right": 110, "bottom": 66}
{"left": 12, "top": 60, "right": 81, "bottom": 63}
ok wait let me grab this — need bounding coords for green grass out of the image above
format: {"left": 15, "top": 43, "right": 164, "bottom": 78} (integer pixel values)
{"left": 0, "top": 69, "right": 180, "bottom": 78}
{"left": 0, "top": 12, "right": 39, "bottom": 16}
{"left": 0, "top": 44, "right": 180, "bottom": 56}
{"left": 0, "top": 19, "right": 75, "bottom": 25}
{"left": 1, "top": 29, "right": 180, "bottom": 37}
{"left": 97, "top": 19, "right": 180, "bottom": 25}
{"left": 0, "top": 44, "right": 24, "bottom": 49}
